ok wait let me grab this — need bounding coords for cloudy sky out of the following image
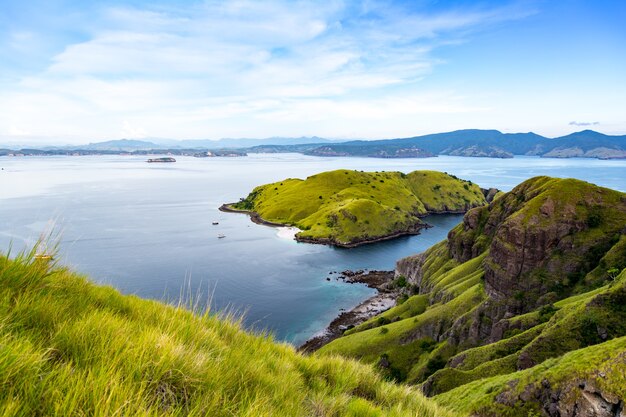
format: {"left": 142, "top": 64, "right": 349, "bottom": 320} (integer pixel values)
{"left": 1, "top": 0, "right": 625, "bottom": 144}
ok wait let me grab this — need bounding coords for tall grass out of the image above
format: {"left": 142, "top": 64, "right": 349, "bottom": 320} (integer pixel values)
{"left": 0, "top": 250, "right": 459, "bottom": 417}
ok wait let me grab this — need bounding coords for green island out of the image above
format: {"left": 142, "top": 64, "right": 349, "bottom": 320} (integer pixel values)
{"left": 222, "top": 169, "right": 491, "bottom": 247}
{"left": 316, "top": 176, "right": 626, "bottom": 416}
{"left": 1, "top": 175, "right": 625, "bottom": 417}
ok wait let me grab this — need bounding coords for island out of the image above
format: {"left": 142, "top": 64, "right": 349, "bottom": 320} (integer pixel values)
{"left": 221, "top": 169, "right": 490, "bottom": 247}
{"left": 146, "top": 157, "right": 176, "bottom": 163}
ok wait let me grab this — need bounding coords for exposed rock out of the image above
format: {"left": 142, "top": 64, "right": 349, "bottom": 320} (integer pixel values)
{"left": 299, "top": 270, "right": 397, "bottom": 352}
{"left": 498, "top": 378, "right": 625, "bottom": 417}
{"left": 481, "top": 187, "right": 501, "bottom": 203}
{"left": 443, "top": 145, "right": 514, "bottom": 158}
{"left": 543, "top": 147, "right": 585, "bottom": 158}
{"left": 448, "top": 177, "right": 626, "bottom": 312}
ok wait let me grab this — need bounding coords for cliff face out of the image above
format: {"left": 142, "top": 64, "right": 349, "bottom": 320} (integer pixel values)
{"left": 320, "top": 176, "right": 626, "bottom": 416}
{"left": 449, "top": 176, "right": 626, "bottom": 312}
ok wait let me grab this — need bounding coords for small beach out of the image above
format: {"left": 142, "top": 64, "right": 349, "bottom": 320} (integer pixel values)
{"left": 276, "top": 226, "right": 301, "bottom": 240}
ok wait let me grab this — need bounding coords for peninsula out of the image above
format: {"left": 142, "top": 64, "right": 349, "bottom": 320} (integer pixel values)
{"left": 221, "top": 169, "right": 492, "bottom": 247}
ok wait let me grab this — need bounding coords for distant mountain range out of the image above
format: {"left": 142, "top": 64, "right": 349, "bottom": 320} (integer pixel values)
{"left": 299, "top": 129, "right": 626, "bottom": 159}
{"left": 74, "top": 136, "right": 342, "bottom": 151}
{"left": 237, "top": 129, "right": 626, "bottom": 159}
{"left": 2, "top": 130, "right": 625, "bottom": 159}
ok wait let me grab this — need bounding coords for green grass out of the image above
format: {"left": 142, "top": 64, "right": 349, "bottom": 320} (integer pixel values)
{"left": 319, "top": 176, "right": 626, "bottom": 410}
{"left": 231, "top": 170, "right": 486, "bottom": 246}
{"left": 317, "top": 283, "right": 486, "bottom": 383}
{"left": 435, "top": 334, "right": 626, "bottom": 416}
{"left": 0, "top": 247, "right": 460, "bottom": 417}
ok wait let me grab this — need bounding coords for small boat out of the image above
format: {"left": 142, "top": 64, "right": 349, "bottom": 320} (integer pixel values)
{"left": 217, "top": 234, "right": 226, "bottom": 239}
{"left": 212, "top": 221, "right": 219, "bottom": 225}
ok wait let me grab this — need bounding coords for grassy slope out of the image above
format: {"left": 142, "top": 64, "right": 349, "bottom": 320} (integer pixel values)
{"left": 0, "top": 249, "right": 459, "bottom": 417}
{"left": 317, "top": 248, "right": 487, "bottom": 383}
{"left": 437, "top": 322, "right": 626, "bottom": 416}
{"left": 232, "top": 170, "right": 486, "bottom": 245}
{"left": 317, "top": 177, "right": 626, "bottom": 414}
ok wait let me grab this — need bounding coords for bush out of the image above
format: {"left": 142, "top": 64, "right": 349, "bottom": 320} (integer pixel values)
{"left": 587, "top": 209, "right": 603, "bottom": 228}
{"left": 377, "top": 317, "right": 391, "bottom": 326}
{"left": 424, "top": 355, "right": 447, "bottom": 378}
{"left": 394, "top": 275, "right": 407, "bottom": 288}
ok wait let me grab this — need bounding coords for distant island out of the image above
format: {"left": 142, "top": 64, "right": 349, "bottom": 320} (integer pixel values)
{"left": 146, "top": 157, "right": 176, "bottom": 163}
{"left": 3, "top": 129, "right": 626, "bottom": 160}
{"left": 221, "top": 169, "right": 496, "bottom": 247}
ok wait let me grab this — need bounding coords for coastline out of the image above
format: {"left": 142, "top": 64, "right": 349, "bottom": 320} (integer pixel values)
{"left": 219, "top": 203, "right": 288, "bottom": 227}
{"left": 219, "top": 203, "right": 431, "bottom": 248}
{"left": 299, "top": 270, "right": 399, "bottom": 353}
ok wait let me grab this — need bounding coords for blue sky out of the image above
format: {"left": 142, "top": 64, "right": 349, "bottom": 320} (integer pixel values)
{"left": 0, "top": 0, "right": 625, "bottom": 143}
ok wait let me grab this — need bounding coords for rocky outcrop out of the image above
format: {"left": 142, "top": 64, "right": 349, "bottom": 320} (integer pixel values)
{"left": 481, "top": 187, "right": 501, "bottom": 203}
{"left": 543, "top": 147, "right": 626, "bottom": 159}
{"left": 448, "top": 177, "right": 626, "bottom": 312}
{"left": 443, "top": 145, "right": 513, "bottom": 158}
{"left": 495, "top": 378, "right": 625, "bottom": 417}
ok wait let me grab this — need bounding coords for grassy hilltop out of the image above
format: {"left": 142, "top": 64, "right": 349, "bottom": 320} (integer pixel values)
{"left": 0, "top": 248, "right": 457, "bottom": 417}
{"left": 318, "top": 177, "right": 626, "bottom": 416}
{"left": 228, "top": 169, "right": 487, "bottom": 247}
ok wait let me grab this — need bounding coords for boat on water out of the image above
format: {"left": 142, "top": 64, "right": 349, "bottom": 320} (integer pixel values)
{"left": 212, "top": 221, "right": 219, "bottom": 225}
{"left": 147, "top": 157, "right": 176, "bottom": 163}
{"left": 217, "top": 234, "right": 226, "bottom": 239}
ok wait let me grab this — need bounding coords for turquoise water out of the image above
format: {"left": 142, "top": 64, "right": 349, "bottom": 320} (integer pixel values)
{"left": 1, "top": 154, "right": 625, "bottom": 344}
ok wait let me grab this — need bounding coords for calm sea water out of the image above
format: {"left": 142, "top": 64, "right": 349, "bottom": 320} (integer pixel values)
{"left": 1, "top": 154, "right": 625, "bottom": 345}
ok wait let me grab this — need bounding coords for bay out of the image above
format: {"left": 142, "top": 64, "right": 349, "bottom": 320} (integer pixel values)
{"left": 1, "top": 153, "right": 625, "bottom": 345}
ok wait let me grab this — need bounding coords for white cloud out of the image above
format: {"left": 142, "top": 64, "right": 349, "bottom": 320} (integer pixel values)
{"left": 0, "top": 0, "right": 535, "bottom": 142}
{"left": 120, "top": 121, "right": 148, "bottom": 138}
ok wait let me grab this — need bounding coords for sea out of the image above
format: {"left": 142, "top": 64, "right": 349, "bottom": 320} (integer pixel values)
{"left": 1, "top": 153, "right": 625, "bottom": 345}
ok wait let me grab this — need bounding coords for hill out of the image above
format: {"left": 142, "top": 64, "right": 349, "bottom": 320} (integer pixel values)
{"left": 317, "top": 177, "right": 626, "bottom": 416}
{"left": 0, "top": 248, "right": 458, "bottom": 417}
{"left": 223, "top": 170, "right": 488, "bottom": 247}
{"left": 81, "top": 139, "right": 161, "bottom": 151}
{"left": 303, "top": 129, "right": 626, "bottom": 159}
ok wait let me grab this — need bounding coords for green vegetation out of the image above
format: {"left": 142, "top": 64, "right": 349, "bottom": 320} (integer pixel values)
{"left": 436, "top": 331, "right": 626, "bottom": 416}
{"left": 317, "top": 176, "right": 626, "bottom": 415}
{"left": 0, "top": 247, "right": 459, "bottom": 417}
{"left": 230, "top": 169, "right": 486, "bottom": 246}
{"left": 3, "top": 175, "right": 624, "bottom": 416}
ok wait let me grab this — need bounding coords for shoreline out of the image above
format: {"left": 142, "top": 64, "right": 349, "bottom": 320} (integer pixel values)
{"left": 219, "top": 203, "right": 288, "bottom": 227}
{"left": 219, "top": 203, "right": 435, "bottom": 248}
{"left": 298, "top": 270, "right": 398, "bottom": 353}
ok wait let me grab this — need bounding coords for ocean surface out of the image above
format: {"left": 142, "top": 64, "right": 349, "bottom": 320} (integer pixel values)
{"left": 1, "top": 153, "right": 625, "bottom": 345}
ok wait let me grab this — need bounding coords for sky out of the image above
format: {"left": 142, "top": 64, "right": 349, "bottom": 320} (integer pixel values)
{"left": 0, "top": 0, "right": 625, "bottom": 144}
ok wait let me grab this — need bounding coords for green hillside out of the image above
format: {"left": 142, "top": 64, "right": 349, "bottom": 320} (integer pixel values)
{"left": 317, "top": 177, "right": 626, "bottom": 415}
{"left": 0, "top": 247, "right": 458, "bottom": 417}
{"left": 228, "top": 169, "right": 487, "bottom": 247}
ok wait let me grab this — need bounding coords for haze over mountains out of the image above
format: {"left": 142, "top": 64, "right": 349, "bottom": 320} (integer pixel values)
{"left": 3, "top": 129, "right": 626, "bottom": 160}
{"left": 39, "top": 136, "right": 342, "bottom": 151}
